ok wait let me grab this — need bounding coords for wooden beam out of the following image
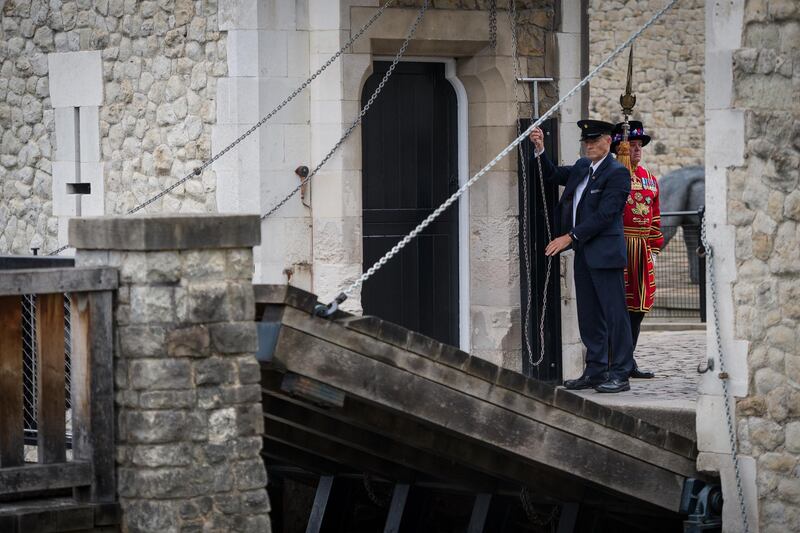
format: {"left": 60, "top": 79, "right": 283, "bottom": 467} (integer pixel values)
{"left": 383, "top": 484, "right": 410, "bottom": 533}
{"left": 262, "top": 370, "right": 580, "bottom": 503}
{"left": 467, "top": 494, "right": 492, "bottom": 533}
{"left": 0, "top": 295, "right": 24, "bottom": 467}
{"left": 305, "top": 476, "right": 334, "bottom": 533}
{"left": 36, "top": 293, "right": 66, "bottom": 464}
{"left": 271, "top": 326, "right": 688, "bottom": 511}
{"left": 263, "top": 393, "right": 500, "bottom": 492}
{"left": 264, "top": 418, "right": 418, "bottom": 483}
{"left": 0, "top": 268, "right": 118, "bottom": 296}
{"left": 0, "top": 462, "right": 92, "bottom": 495}
{"left": 262, "top": 440, "right": 345, "bottom": 476}
{"left": 70, "top": 291, "right": 115, "bottom": 502}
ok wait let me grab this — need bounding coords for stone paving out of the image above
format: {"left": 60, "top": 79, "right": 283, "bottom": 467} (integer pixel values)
{"left": 572, "top": 328, "right": 707, "bottom": 438}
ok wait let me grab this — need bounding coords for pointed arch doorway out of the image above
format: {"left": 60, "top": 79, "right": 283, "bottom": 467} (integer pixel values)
{"left": 360, "top": 61, "right": 461, "bottom": 347}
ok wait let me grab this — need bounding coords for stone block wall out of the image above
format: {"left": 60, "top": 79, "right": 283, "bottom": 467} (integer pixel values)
{"left": 0, "top": 0, "right": 227, "bottom": 254}
{"left": 588, "top": 0, "right": 705, "bottom": 177}
{"left": 70, "top": 215, "right": 270, "bottom": 533}
{"left": 728, "top": 1, "right": 800, "bottom": 529}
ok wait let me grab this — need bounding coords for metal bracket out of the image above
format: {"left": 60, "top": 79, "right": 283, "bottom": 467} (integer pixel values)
{"left": 516, "top": 77, "right": 554, "bottom": 119}
{"left": 313, "top": 292, "right": 347, "bottom": 319}
{"left": 680, "top": 479, "right": 723, "bottom": 532}
{"left": 295, "top": 165, "right": 311, "bottom": 208}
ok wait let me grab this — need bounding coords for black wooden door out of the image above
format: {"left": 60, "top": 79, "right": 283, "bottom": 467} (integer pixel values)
{"left": 361, "top": 62, "right": 459, "bottom": 346}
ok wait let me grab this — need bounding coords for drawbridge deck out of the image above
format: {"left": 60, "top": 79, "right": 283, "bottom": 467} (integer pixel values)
{"left": 256, "top": 285, "right": 705, "bottom": 525}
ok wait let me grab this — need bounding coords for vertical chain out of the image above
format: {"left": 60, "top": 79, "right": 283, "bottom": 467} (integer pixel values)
{"left": 489, "top": 0, "right": 497, "bottom": 49}
{"left": 508, "top": 0, "right": 535, "bottom": 368}
{"left": 701, "top": 217, "right": 751, "bottom": 533}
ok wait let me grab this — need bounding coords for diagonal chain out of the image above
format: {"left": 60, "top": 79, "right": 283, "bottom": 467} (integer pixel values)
{"left": 331, "top": 0, "right": 680, "bottom": 306}
{"left": 44, "top": 0, "right": 397, "bottom": 256}
{"left": 262, "top": 0, "right": 430, "bottom": 220}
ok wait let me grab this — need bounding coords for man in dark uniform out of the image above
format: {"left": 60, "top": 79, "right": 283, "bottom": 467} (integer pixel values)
{"left": 530, "top": 120, "right": 634, "bottom": 393}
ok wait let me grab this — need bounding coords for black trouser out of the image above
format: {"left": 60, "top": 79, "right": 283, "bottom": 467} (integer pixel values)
{"left": 629, "top": 311, "right": 646, "bottom": 351}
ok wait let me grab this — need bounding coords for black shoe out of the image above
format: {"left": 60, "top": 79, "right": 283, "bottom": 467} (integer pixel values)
{"left": 564, "top": 375, "right": 606, "bottom": 390}
{"left": 594, "top": 378, "right": 631, "bottom": 393}
{"left": 630, "top": 367, "right": 655, "bottom": 379}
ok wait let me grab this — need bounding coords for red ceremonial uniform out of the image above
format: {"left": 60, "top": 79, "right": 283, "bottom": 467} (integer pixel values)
{"left": 623, "top": 165, "right": 664, "bottom": 312}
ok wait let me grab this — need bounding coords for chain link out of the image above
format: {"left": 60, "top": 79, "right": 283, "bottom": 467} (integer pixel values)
{"left": 489, "top": 0, "right": 497, "bottom": 49}
{"left": 508, "top": 0, "right": 535, "bottom": 368}
{"left": 335, "top": 0, "right": 679, "bottom": 305}
{"left": 701, "top": 216, "right": 751, "bottom": 533}
{"left": 362, "top": 473, "right": 390, "bottom": 508}
{"left": 262, "top": 0, "right": 430, "bottom": 220}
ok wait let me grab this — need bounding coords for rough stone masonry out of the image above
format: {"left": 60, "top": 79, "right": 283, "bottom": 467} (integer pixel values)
{"left": 70, "top": 214, "right": 270, "bottom": 533}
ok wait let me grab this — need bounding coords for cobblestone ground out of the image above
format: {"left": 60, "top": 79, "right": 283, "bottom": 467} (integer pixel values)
{"left": 631, "top": 330, "right": 707, "bottom": 401}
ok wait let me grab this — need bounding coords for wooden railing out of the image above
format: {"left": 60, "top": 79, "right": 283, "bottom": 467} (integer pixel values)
{"left": 0, "top": 267, "right": 117, "bottom": 503}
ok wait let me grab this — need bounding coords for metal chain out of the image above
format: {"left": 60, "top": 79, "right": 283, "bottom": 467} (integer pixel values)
{"left": 489, "top": 0, "right": 497, "bottom": 49}
{"left": 262, "top": 0, "right": 430, "bottom": 220}
{"left": 519, "top": 488, "right": 559, "bottom": 527}
{"left": 333, "top": 0, "right": 679, "bottom": 305}
{"left": 123, "top": 0, "right": 396, "bottom": 216}
{"left": 39, "top": 0, "right": 396, "bottom": 255}
{"left": 508, "top": 0, "right": 535, "bottom": 367}
{"left": 362, "top": 473, "right": 390, "bottom": 508}
{"left": 701, "top": 216, "right": 751, "bottom": 532}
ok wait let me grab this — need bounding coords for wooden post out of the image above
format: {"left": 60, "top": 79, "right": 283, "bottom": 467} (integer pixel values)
{"left": 383, "top": 484, "right": 410, "bottom": 533}
{"left": 305, "top": 476, "right": 334, "bottom": 533}
{"left": 36, "top": 293, "right": 66, "bottom": 464}
{"left": 70, "top": 291, "right": 115, "bottom": 502}
{"left": 0, "top": 295, "right": 24, "bottom": 467}
{"left": 467, "top": 493, "right": 492, "bottom": 533}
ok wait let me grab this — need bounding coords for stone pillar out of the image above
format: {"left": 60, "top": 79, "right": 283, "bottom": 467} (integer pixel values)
{"left": 69, "top": 215, "right": 270, "bottom": 533}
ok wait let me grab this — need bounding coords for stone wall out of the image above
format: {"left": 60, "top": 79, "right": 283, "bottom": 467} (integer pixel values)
{"left": 0, "top": 0, "right": 226, "bottom": 255}
{"left": 71, "top": 215, "right": 270, "bottom": 532}
{"left": 587, "top": 0, "right": 704, "bottom": 177}
{"left": 729, "top": 1, "right": 800, "bottom": 529}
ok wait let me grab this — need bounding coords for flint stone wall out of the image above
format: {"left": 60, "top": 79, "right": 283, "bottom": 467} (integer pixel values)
{"left": 0, "top": 0, "right": 226, "bottom": 255}
{"left": 729, "top": 1, "right": 800, "bottom": 529}
{"left": 71, "top": 214, "right": 270, "bottom": 533}
{"left": 588, "top": 0, "right": 705, "bottom": 177}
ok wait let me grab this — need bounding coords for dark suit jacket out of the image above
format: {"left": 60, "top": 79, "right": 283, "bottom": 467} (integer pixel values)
{"left": 533, "top": 152, "right": 630, "bottom": 269}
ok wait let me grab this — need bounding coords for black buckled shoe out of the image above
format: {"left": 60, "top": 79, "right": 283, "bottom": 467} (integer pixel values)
{"left": 594, "top": 378, "right": 631, "bottom": 393}
{"left": 563, "top": 375, "right": 606, "bottom": 390}
{"left": 630, "top": 366, "right": 655, "bottom": 379}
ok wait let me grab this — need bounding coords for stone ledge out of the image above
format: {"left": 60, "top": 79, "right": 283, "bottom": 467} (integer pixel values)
{"left": 69, "top": 215, "right": 261, "bottom": 251}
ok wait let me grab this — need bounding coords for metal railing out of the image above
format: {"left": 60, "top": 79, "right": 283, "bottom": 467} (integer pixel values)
{"left": 650, "top": 209, "right": 706, "bottom": 321}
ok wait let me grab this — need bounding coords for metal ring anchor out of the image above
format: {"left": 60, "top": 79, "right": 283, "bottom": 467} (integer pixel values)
{"left": 314, "top": 292, "right": 348, "bottom": 318}
{"left": 697, "top": 357, "right": 715, "bottom": 374}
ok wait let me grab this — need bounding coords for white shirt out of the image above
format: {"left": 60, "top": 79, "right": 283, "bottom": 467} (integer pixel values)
{"left": 573, "top": 153, "right": 609, "bottom": 227}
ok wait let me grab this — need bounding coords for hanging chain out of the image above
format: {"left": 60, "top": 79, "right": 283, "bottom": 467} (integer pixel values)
{"left": 489, "top": 0, "right": 497, "bottom": 49}
{"left": 329, "top": 0, "right": 680, "bottom": 308}
{"left": 519, "top": 488, "right": 559, "bottom": 527}
{"left": 262, "top": 0, "right": 430, "bottom": 220}
{"left": 39, "top": 1, "right": 397, "bottom": 255}
{"left": 362, "top": 473, "right": 390, "bottom": 508}
{"left": 701, "top": 216, "right": 751, "bottom": 533}
{"left": 508, "top": 0, "right": 535, "bottom": 367}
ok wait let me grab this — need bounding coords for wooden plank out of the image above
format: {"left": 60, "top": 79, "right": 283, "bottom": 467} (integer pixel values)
{"left": 70, "top": 291, "right": 115, "bottom": 503}
{"left": 36, "top": 293, "right": 66, "bottom": 464}
{"left": 280, "top": 307, "right": 698, "bottom": 472}
{"left": 0, "top": 268, "right": 118, "bottom": 297}
{"left": 0, "top": 295, "right": 24, "bottom": 467}
{"left": 272, "top": 326, "right": 688, "bottom": 512}
{"left": 467, "top": 494, "right": 492, "bottom": 533}
{"left": 305, "top": 476, "right": 334, "bottom": 533}
{"left": 263, "top": 393, "right": 499, "bottom": 492}
{"left": 0, "top": 462, "right": 92, "bottom": 494}
{"left": 383, "top": 484, "right": 410, "bottom": 533}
